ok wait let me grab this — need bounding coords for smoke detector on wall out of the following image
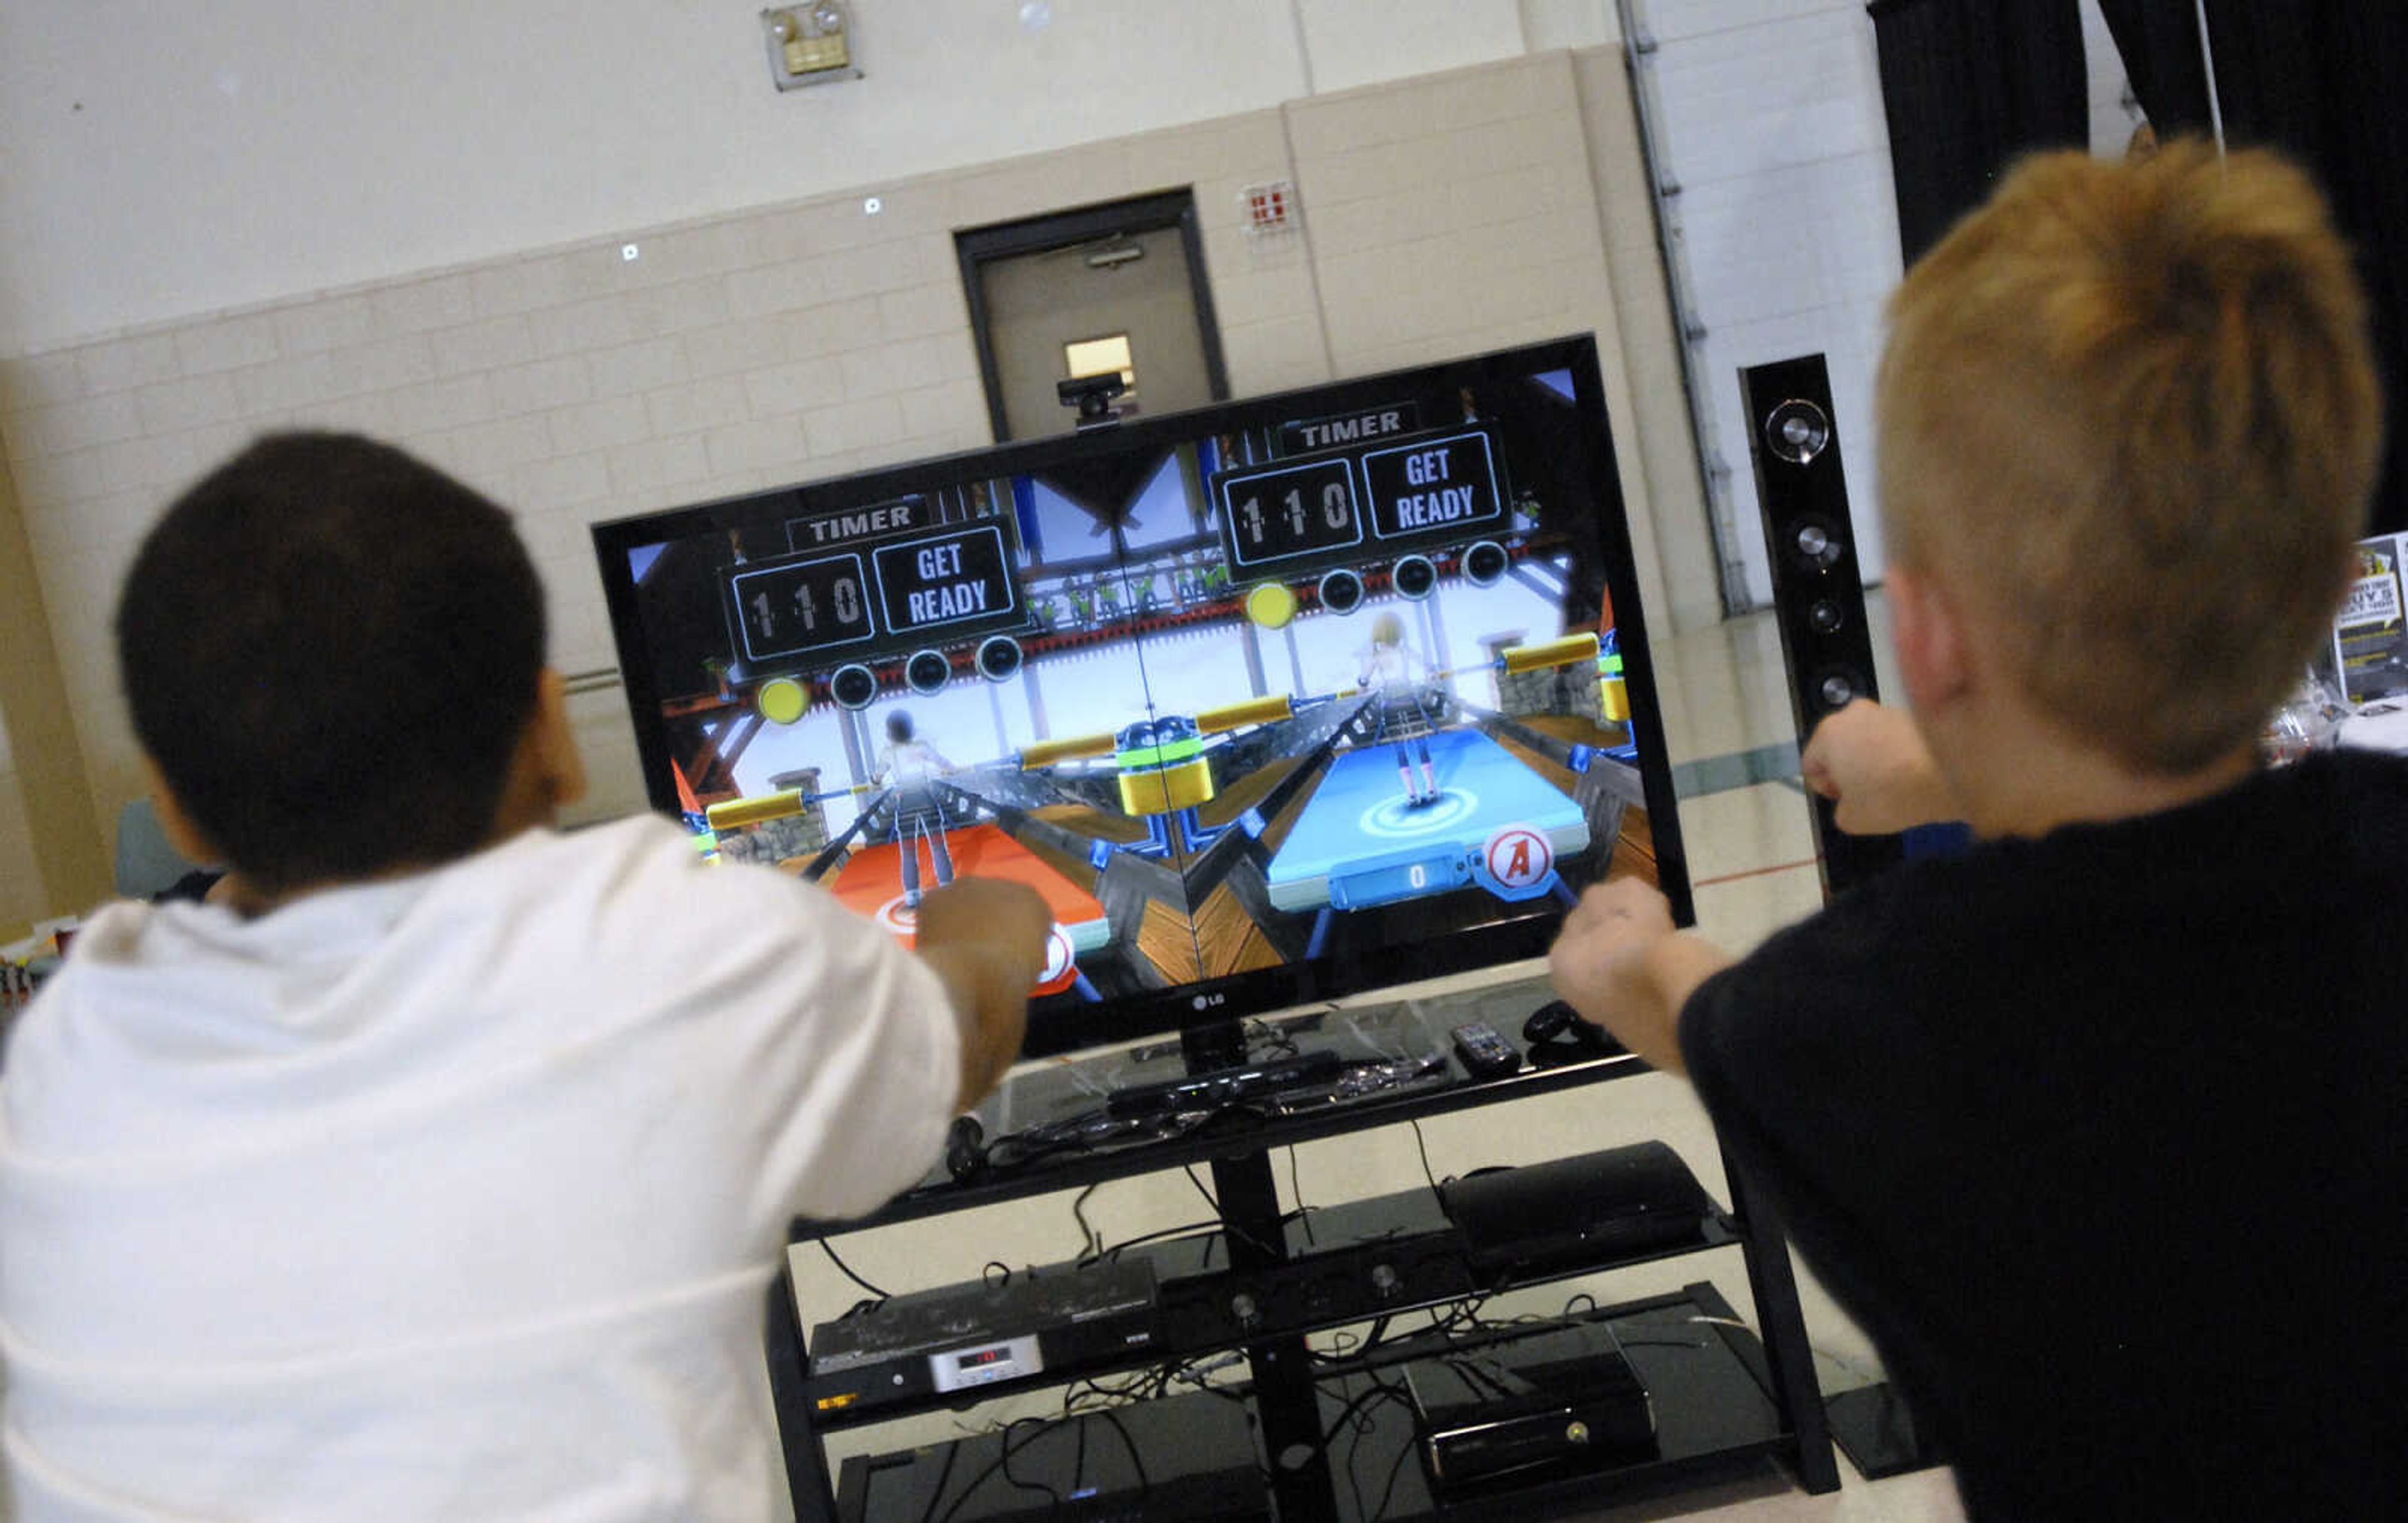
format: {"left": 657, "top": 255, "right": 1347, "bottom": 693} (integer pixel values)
{"left": 763, "top": 4, "right": 860, "bottom": 90}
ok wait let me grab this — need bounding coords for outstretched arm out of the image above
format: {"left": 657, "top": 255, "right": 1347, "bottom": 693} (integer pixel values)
{"left": 1546, "top": 880, "right": 1732, "bottom": 1076}
{"left": 1801, "top": 698, "right": 1957, "bottom": 835}
{"left": 911, "top": 877, "right": 1052, "bottom": 1110}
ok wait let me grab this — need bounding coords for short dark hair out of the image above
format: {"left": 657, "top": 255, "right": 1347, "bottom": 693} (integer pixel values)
{"left": 885, "top": 710, "right": 914, "bottom": 744}
{"left": 115, "top": 432, "right": 547, "bottom": 892}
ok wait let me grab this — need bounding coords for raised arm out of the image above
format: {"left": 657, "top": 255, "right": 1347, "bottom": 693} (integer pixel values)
{"left": 1801, "top": 699, "right": 1958, "bottom": 835}
{"left": 909, "top": 877, "right": 1052, "bottom": 1111}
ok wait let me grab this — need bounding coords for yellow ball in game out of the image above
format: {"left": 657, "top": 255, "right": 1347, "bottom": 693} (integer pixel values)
{"left": 756, "top": 677, "right": 809, "bottom": 725}
{"left": 1244, "top": 581, "right": 1297, "bottom": 630}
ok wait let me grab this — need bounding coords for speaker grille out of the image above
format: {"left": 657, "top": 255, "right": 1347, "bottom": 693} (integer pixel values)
{"left": 1741, "top": 354, "right": 1904, "bottom": 899}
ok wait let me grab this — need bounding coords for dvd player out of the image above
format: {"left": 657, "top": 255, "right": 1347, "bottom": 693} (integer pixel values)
{"left": 1404, "top": 1320, "right": 1657, "bottom": 1495}
{"left": 808, "top": 1257, "right": 1158, "bottom": 1417}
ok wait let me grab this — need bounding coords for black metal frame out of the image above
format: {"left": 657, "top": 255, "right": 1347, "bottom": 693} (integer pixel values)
{"left": 954, "top": 187, "right": 1231, "bottom": 443}
{"left": 769, "top": 1023, "right": 1840, "bottom": 1520}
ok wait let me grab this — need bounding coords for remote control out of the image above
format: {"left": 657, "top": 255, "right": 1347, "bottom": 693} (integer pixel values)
{"left": 1450, "top": 1021, "right": 1521, "bottom": 1079}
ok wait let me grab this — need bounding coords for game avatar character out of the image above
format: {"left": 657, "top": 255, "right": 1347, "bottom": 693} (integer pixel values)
{"left": 1356, "top": 611, "right": 1442, "bottom": 806}
{"left": 874, "top": 709, "right": 957, "bottom": 908}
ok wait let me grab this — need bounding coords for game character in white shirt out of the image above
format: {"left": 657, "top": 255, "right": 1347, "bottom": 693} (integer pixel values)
{"left": 873, "top": 709, "right": 958, "bottom": 908}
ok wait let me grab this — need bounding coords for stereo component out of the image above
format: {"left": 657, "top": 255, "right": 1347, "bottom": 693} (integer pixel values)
{"left": 1740, "top": 353, "right": 1907, "bottom": 897}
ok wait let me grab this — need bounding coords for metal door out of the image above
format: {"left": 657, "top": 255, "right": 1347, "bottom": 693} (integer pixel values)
{"left": 959, "top": 192, "right": 1228, "bottom": 441}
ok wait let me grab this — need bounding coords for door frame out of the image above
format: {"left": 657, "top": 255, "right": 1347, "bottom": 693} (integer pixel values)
{"left": 955, "top": 188, "right": 1231, "bottom": 442}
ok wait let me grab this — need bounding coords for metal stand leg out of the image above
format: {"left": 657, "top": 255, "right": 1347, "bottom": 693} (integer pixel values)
{"left": 1211, "top": 1150, "right": 1340, "bottom": 1523}
{"left": 1721, "top": 1148, "right": 1842, "bottom": 1493}
{"left": 766, "top": 1260, "right": 841, "bottom": 1522}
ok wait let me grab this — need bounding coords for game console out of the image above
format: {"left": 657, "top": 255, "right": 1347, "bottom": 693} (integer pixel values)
{"left": 1403, "top": 1320, "right": 1656, "bottom": 1495}
{"left": 1438, "top": 1140, "right": 1712, "bottom": 1278}
{"left": 843, "top": 1388, "right": 1269, "bottom": 1522}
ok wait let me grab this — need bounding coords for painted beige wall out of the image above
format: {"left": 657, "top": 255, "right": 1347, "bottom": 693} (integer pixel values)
{"left": 0, "top": 455, "right": 108, "bottom": 932}
{"left": 0, "top": 0, "right": 1623, "bottom": 357}
{"left": 1571, "top": 48, "right": 1718, "bottom": 625}
{"left": 0, "top": 48, "right": 1709, "bottom": 921}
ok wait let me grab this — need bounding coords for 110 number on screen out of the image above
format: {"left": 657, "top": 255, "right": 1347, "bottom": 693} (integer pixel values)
{"left": 1218, "top": 457, "right": 1360, "bottom": 569}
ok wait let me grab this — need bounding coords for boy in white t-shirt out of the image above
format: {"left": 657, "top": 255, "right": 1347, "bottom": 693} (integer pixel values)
{"left": 0, "top": 432, "right": 1050, "bottom": 1522}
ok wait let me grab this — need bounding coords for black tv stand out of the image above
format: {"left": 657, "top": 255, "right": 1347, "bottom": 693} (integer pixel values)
{"left": 769, "top": 978, "right": 1841, "bottom": 1521}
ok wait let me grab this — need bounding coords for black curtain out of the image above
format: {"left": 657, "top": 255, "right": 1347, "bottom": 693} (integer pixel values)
{"left": 1867, "top": 0, "right": 2090, "bottom": 266}
{"left": 2096, "top": 0, "right": 2408, "bottom": 534}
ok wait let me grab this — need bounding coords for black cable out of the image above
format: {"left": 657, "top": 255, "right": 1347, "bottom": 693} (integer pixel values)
{"left": 1306, "top": 1292, "right": 1495, "bottom": 1373}
{"left": 818, "top": 1239, "right": 889, "bottom": 1303}
{"left": 1344, "top": 1394, "right": 1373, "bottom": 1523}
{"left": 1329, "top": 1375, "right": 1417, "bottom": 1523}
{"left": 1183, "top": 1164, "right": 1280, "bottom": 1260}
{"left": 1080, "top": 1220, "right": 1224, "bottom": 1266}
{"left": 1064, "top": 1372, "right": 1154, "bottom": 1412}
{"left": 913, "top": 1437, "right": 960, "bottom": 1523}
{"left": 1181, "top": 1164, "right": 1218, "bottom": 1215}
{"left": 1369, "top": 1414, "right": 1419, "bottom": 1523}
{"left": 985, "top": 1124, "right": 1106, "bottom": 1173}
{"left": 997, "top": 1415, "right": 1062, "bottom": 1512}
{"left": 1422, "top": 1297, "right": 1488, "bottom": 1341}
{"left": 1096, "top": 1406, "right": 1149, "bottom": 1500}
{"left": 931, "top": 1416, "right": 1056, "bottom": 1523}
{"left": 1361, "top": 1313, "right": 1391, "bottom": 1353}
{"left": 1319, "top": 1377, "right": 1411, "bottom": 1446}
{"left": 1070, "top": 1183, "right": 1104, "bottom": 1260}
{"left": 1408, "top": 1119, "right": 1440, "bottom": 1194}
{"left": 980, "top": 1261, "right": 1012, "bottom": 1290}
{"left": 1287, "top": 1146, "right": 1316, "bottom": 1245}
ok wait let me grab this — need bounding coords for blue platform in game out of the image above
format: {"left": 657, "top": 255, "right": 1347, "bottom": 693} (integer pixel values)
{"left": 1265, "top": 726, "right": 1589, "bottom": 914}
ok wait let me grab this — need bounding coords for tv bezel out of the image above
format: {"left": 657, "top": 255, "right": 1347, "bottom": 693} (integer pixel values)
{"left": 589, "top": 333, "right": 1694, "bottom": 1058}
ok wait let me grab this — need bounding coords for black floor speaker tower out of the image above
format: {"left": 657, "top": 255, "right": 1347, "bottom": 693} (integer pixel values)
{"left": 1741, "top": 354, "right": 1944, "bottom": 1482}
{"left": 1739, "top": 353, "right": 1904, "bottom": 901}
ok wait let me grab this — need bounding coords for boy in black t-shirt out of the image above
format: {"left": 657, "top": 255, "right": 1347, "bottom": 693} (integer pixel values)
{"left": 1548, "top": 142, "right": 2404, "bottom": 1515}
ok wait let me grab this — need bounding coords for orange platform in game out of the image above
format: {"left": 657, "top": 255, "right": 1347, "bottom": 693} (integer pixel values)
{"left": 827, "top": 821, "right": 1111, "bottom": 995}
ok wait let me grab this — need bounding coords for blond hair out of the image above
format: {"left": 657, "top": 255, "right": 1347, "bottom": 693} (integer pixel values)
{"left": 1877, "top": 140, "right": 2383, "bottom": 771}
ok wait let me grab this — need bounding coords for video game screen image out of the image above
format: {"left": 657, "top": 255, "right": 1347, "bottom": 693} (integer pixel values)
{"left": 591, "top": 336, "right": 1692, "bottom": 1055}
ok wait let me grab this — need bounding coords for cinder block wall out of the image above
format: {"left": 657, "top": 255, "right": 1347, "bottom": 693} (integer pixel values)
{"left": 0, "top": 50, "right": 1711, "bottom": 919}
{"left": 0, "top": 459, "right": 106, "bottom": 925}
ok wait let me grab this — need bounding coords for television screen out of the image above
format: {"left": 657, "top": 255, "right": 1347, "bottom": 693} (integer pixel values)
{"left": 591, "top": 335, "right": 1691, "bottom": 1057}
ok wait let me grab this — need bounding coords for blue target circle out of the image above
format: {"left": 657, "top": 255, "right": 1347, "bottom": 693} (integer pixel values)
{"left": 1356, "top": 788, "right": 1478, "bottom": 839}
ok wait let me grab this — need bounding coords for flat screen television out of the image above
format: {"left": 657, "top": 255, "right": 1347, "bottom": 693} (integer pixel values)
{"left": 590, "top": 334, "right": 1691, "bottom": 1058}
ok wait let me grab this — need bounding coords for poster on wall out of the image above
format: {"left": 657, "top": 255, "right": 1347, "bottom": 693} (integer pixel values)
{"left": 2333, "top": 532, "right": 2408, "bottom": 704}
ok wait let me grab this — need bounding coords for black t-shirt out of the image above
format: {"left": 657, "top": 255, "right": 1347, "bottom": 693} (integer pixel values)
{"left": 1682, "top": 750, "right": 2408, "bottom": 1519}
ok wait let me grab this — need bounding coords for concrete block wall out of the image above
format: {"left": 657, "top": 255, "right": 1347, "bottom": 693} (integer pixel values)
{"left": 1635, "top": 0, "right": 1906, "bottom": 608}
{"left": 1281, "top": 51, "right": 1709, "bottom": 643}
{"left": 1628, "top": 0, "right": 2136, "bottom": 608}
{"left": 0, "top": 49, "right": 1703, "bottom": 920}
{"left": 0, "top": 461, "right": 106, "bottom": 925}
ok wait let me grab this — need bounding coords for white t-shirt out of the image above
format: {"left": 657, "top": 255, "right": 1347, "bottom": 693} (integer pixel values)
{"left": 0, "top": 816, "right": 959, "bottom": 1522}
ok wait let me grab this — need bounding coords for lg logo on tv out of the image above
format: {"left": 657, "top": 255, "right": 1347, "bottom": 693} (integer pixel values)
{"left": 1190, "top": 993, "right": 1226, "bottom": 1011}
